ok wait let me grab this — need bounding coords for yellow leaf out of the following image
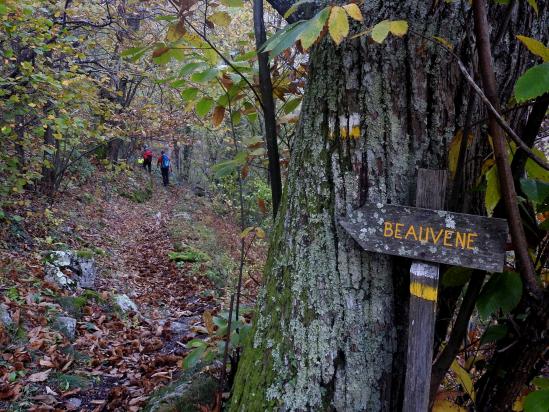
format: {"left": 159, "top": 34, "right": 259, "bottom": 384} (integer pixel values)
{"left": 328, "top": 6, "right": 349, "bottom": 46}
{"left": 371, "top": 20, "right": 391, "bottom": 43}
{"left": 448, "top": 130, "right": 473, "bottom": 178}
{"left": 166, "top": 21, "right": 186, "bottom": 42}
{"left": 516, "top": 35, "right": 549, "bottom": 62}
{"left": 432, "top": 399, "right": 468, "bottom": 412}
{"left": 433, "top": 36, "right": 454, "bottom": 50}
{"left": 255, "top": 227, "right": 266, "bottom": 239}
{"left": 212, "top": 105, "right": 225, "bottom": 127}
{"left": 389, "top": 20, "right": 408, "bottom": 37}
{"left": 207, "top": 11, "right": 231, "bottom": 27}
{"left": 203, "top": 311, "right": 215, "bottom": 335}
{"left": 343, "top": 3, "right": 363, "bottom": 21}
{"left": 450, "top": 360, "right": 476, "bottom": 401}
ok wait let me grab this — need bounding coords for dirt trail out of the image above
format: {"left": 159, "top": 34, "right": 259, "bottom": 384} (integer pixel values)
{"left": 0, "top": 172, "right": 261, "bottom": 411}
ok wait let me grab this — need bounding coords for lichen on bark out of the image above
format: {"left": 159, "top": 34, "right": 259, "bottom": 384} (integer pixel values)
{"left": 230, "top": 1, "right": 541, "bottom": 410}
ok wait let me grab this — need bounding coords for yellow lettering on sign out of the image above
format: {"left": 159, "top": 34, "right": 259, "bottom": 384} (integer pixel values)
{"left": 381, "top": 221, "right": 479, "bottom": 251}
{"left": 455, "top": 231, "right": 467, "bottom": 249}
{"left": 418, "top": 226, "right": 428, "bottom": 242}
{"left": 467, "top": 233, "right": 478, "bottom": 250}
{"left": 405, "top": 225, "right": 417, "bottom": 241}
{"left": 443, "top": 230, "right": 454, "bottom": 247}
{"left": 384, "top": 221, "right": 394, "bottom": 237}
{"left": 430, "top": 228, "right": 444, "bottom": 244}
{"left": 395, "top": 223, "right": 404, "bottom": 239}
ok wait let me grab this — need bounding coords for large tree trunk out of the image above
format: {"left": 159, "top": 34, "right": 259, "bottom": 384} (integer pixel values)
{"left": 230, "top": 2, "right": 542, "bottom": 410}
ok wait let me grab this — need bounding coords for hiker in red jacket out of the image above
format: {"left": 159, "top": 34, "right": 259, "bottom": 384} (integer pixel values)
{"left": 157, "top": 150, "right": 171, "bottom": 186}
{"left": 142, "top": 145, "right": 153, "bottom": 173}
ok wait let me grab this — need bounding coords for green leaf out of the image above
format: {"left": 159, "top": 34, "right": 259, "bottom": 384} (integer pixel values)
{"left": 170, "top": 79, "right": 187, "bottom": 88}
{"left": 371, "top": 20, "right": 391, "bottom": 43}
{"left": 180, "top": 87, "right": 199, "bottom": 101}
{"left": 328, "top": 6, "right": 349, "bottom": 46}
{"left": 182, "top": 346, "right": 206, "bottom": 369}
{"left": 191, "top": 68, "right": 219, "bottom": 83}
{"left": 179, "top": 62, "right": 205, "bottom": 77}
{"left": 514, "top": 63, "right": 549, "bottom": 103}
{"left": 220, "top": 0, "right": 243, "bottom": 7}
{"left": 120, "top": 46, "right": 147, "bottom": 57}
{"left": 485, "top": 165, "right": 501, "bottom": 216}
{"left": 516, "top": 35, "right": 549, "bottom": 62}
{"left": 282, "top": 97, "right": 302, "bottom": 114}
{"left": 186, "top": 339, "right": 208, "bottom": 349}
{"left": 520, "top": 178, "right": 549, "bottom": 204}
{"left": 525, "top": 148, "right": 549, "bottom": 181}
{"left": 477, "top": 272, "right": 522, "bottom": 319}
{"left": 480, "top": 324, "right": 508, "bottom": 344}
{"left": 533, "top": 377, "right": 549, "bottom": 390}
{"left": 263, "top": 21, "right": 307, "bottom": 58}
{"left": 442, "top": 267, "right": 472, "bottom": 287}
{"left": 524, "top": 389, "right": 549, "bottom": 412}
{"left": 284, "top": 0, "right": 316, "bottom": 19}
{"left": 195, "top": 97, "right": 214, "bottom": 117}
{"left": 231, "top": 110, "right": 242, "bottom": 125}
{"left": 297, "top": 6, "right": 331, "bottom": 50}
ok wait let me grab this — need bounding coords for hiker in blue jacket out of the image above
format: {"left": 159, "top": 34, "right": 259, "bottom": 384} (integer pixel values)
{"left": 157, "top": 150, "right": 171, "bottom": 186}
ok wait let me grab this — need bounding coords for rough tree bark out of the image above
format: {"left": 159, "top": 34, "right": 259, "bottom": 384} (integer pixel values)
{"left": 230, "top": 1, "right": 543, "bottom": 410}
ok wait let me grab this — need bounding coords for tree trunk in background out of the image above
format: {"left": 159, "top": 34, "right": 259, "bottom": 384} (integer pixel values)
{"left": 254, "top": 0, "right": 283, "bottom": 218}
{"left": 230, "top": 1, "right": 543, "bottom": 410}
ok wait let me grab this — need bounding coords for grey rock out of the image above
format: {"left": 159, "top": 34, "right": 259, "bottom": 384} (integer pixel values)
{"left": 113, "top": 294, "right": 138, "bottom": 313}
{"left": 0, "top": 304, "right": 13, "bottom": 327}
{"left": 54, "top": 316, "right": 77, "bottom": 340}
{"left": 170, "top": 321, "right": 187, "bottom": 334}
{"left": 45, "top": 263, "right": 77, "bottom": 289}
{"left": 66, "top": 398, "right": 82, "bottom": 411}
{"left": 44, "top": 251, "right": 97, "bottom": 290}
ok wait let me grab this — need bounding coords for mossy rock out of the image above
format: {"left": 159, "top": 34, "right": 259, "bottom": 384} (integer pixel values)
{"left": 56, "top": 296, "right": 87, "bottom": 318}
{"left": 120, "top": 186, "right": 153, "bottom": 203}
{"left": 143, "top": 365, "right": 218, "bottom": 412}
{"left": 168, "top": 248, "right": 210, "bottom": 263}
{"left": 76, "top": 248, "right": 95, "bottom": 259}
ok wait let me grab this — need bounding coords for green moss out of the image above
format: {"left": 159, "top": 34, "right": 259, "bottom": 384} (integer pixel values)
{"left": 120, "top": 185, "right": 153, "bottom": 203}
{"left": 168, "top": 248, "right": 210, "bottom": 263}
{"left": 143, "top": 367, "right": 218, "bottom": 412}
{"left": 51, "top": 372, "right": 92, "bottom": 391}
{"left": 56, "top": 296, "right": 87, "bottom": 318}
{"left": 76, "top": 248, "right": 94, "bottom": 259}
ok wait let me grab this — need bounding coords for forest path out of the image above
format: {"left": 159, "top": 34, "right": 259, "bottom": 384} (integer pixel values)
{"left": 0, "top": 170, "right": 257, "bottom": 411}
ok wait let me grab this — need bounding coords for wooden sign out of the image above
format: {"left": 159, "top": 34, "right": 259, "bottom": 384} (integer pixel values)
{"left": 340, "top": 202, "right": 508, "bottom": 272}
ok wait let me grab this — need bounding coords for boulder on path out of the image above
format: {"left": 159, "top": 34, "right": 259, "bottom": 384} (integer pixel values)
{"left": 113, "top": 294, "right": 138, "bottom": 314}
{"left": 53, "top": 316, "right": 77, "bottom": 340}
{"left": 44, "top": 250, "right": 97, "bottom": 290}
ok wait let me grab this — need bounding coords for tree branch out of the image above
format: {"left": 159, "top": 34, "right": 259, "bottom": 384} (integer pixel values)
{"left": 472, "top": 0, "right": 540, "bottom": 298}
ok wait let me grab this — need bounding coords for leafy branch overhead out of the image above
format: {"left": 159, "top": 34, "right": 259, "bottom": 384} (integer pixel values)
{"left": 263, "top": 3, "right": 408, "bottom": 55}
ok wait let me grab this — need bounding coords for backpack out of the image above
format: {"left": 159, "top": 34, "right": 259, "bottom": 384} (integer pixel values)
{"left": 143, "top": 149, "right": 152, "bottom": 160}
{"left": 161, "top": 154, "right": 170, "bottom": 169}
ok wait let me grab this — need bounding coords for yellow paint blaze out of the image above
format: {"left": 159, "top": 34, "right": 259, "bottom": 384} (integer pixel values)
{"left": 410, "top": 281, "right": 438, "bottom": 301}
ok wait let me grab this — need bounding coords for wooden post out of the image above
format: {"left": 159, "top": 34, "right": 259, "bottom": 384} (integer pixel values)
{"left": 403, "top": 169, "right": 448, "bottom": 412}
